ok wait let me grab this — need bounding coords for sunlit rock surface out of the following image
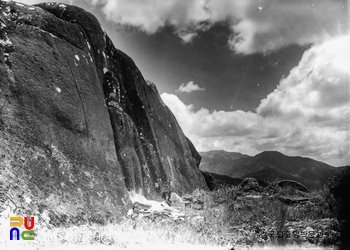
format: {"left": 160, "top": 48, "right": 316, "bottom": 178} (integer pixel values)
{"left": 0, "top": 1, "right": 207, "bottom": 225}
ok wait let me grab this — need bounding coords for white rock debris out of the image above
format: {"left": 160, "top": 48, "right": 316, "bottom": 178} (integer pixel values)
{"left": 88, "top": 53, "right": 93, "bottom": 62}
{"left": 75, "top": 55, "right": 80, "bottom": 61}
{"left": 128, "top": 191, "right": 186, "bottom": 221}
{"left": 0, "top": 37, "right": 12, "bottom": 46}
{"left": 49, "top": 33, "right": 57, "bottom": 38}
{"left": 55, "top": 87, "right": 61, "bottom": 93}
{"left": 37, "top": 28, "right": 58, "bottom": 38}
{"left": 58, "top": 3, "right": 67, "bottom": 9}
{"left": 83, "top": 54, "right": 89, "bottom": 63}
{"left": 86, "top": 40, "right": 91, "bottom": 50}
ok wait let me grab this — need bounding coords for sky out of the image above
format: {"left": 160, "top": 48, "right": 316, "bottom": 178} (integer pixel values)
{"left": 20, "top": 0, "right": 350, "bottom": 166}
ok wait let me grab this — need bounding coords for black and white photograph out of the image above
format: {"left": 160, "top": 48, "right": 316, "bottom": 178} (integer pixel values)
{"left": 0, "top": 0, "right": 349, "bottom": 249}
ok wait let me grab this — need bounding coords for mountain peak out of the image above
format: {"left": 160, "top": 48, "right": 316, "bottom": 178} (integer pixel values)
{"left": 200, "top": 150, "right": 337, "bottom": 189}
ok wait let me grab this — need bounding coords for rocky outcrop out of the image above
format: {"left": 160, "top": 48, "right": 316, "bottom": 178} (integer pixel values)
{"left": 275, "top": 195, "right": 310, "bottom": 205}
{"left": 276, "top": 180, "right": 309, "bottom": 193}
{"left": 200, "top": 171, "right": 217, "bottom": 191}
{"left": 0, "top": 1, "right": 207, "bottom": 225}
{"left": 240, "top": 178, "right": 262, "bottom": 192}
{"left": 186, "top": 137, "right": 201, "bottom": 168}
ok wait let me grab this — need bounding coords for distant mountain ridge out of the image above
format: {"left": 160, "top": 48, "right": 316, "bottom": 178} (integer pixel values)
{"left": 200, "top": 150, "right": 252, "bottom": 177}
{"left": 200, "top": 150, "right": 343, "bottom": 189}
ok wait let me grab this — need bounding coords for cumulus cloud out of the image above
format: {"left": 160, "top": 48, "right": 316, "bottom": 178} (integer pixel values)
{"left": 80, "top": 0, "right": 348, "bottom": 54}
{"left": 161, "top": 36, "right": 350, "bottom": 166}
{"left": 257, "top": 35, "right": 350, "bottom": 121}
{"left": 20, "top": 0, "right": 348, "bottom": 53}
{"left": 176, "top": 81, "right": 205, "bottom": 93}
{"left": 225, "top": 0, "right": 349, "bottom": 54}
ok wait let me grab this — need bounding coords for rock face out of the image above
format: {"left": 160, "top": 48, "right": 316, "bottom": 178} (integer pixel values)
{"left": 0, "top": 2, "right": 207, "bottom": 225}
{"left": 240, "top": 178, "right": 262, "bottom": 192}
{"left": 276, "top": 180, "right": 309, "bottom": 193}
{"left": 186, "top": 137, "right": 201, "bottom": 168}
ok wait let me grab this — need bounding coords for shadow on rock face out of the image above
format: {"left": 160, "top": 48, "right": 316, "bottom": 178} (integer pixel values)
{"left": 0, "top": 1, "right": 207, "bottom": 225}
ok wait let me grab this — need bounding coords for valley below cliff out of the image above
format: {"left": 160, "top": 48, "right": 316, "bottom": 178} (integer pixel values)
{"left": 199, "top": 150, "right": 345, "bottom": 190}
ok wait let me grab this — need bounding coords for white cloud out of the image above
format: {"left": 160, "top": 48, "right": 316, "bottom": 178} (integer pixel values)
{"left": 19, "top": 0, "right": 348, "bottom": 54}
{"left": 225, "top": 0, "right": 349, "bottom": 54}
{"left": 79, "top": 0, "right": 348, "bottom": 54}
{"left": 176, "top": 81, "right": 205, "bottom": 93}
{"left": 162, "top": 36, "right": 350, "bottom": 166}
{"left": 257, "top": 35, "right": 350, "bottom": 120}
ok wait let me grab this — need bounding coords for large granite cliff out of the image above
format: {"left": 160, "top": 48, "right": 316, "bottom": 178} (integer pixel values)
{"left": 0, "top": 1, "right": 207, "bottom": 225}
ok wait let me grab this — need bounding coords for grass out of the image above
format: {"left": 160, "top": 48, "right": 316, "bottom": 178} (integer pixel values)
{"left": 0, "top": 222, "right": 337, "bottom": 250}
{"left": 1, "top": 219, "right": 230, "bottom": 249}
{"left": 0, "top": 184, "right": 340, "bottom": 249}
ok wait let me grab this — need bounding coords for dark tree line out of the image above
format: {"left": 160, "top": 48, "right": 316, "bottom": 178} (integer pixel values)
{"left": 328, "top": 167, "right": 350, "bottom": 249}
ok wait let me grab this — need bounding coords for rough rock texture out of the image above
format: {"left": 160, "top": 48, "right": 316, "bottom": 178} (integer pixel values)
{"left": 275, "top": 195, "right": 310, "bottom": 205}
{"left": 276, "top": 180, "right": 309, "bottom": 193}
{"left": 186, "top": 137, "right": 201, "bottom": 168}
{"left": 200, "top": 171, "right": 217, "bottom": 191}
{"left": 239, "top": 178, "right": 262, "bottom": 192}
{"left": 0, "top": 1, "right": 207, "bottom": 225}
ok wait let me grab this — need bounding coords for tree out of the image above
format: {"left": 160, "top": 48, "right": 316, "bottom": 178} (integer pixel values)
{"left": 328, "top": 167, "right": 350, "bottom": 249}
